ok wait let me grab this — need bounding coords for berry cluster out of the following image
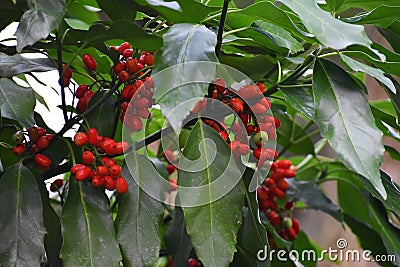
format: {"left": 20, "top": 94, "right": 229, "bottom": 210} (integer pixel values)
{"left": 168, "top": 258, "right": 200, "bottom": 267}
{"left": 11, "top": 126, "right": 54, "bottom": 170}
{"left": 112, "top": 42, "right": 155, "bottom": 132}
{"left": 257, "top": 159, "right": 300, "bottom": 242}
{"left": 71, "top": 128, "right": 129, "bottom": 194}
{"left": 191, "top": 78, "right": 280, "bottom": 168}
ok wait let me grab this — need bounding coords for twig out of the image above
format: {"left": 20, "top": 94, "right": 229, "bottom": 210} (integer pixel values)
{"left": 56, "top": 32, "right": 68, "bottom": 123}
{"left": 215, "top": 0, "right": 231, "bottom": 57}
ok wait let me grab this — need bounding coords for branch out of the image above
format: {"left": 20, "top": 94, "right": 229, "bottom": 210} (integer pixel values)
{"left": 56, "top": 32, "right": 68, "bottom": 123}
{"left": 215, "top": 0, "right": 230, "bottom": 57}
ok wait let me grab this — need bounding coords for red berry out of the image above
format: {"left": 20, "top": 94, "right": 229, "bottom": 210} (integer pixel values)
{"left": 92, "top": 176, "right": 105, "bottom": 187}
{"left": 126, "top": 57, "right": 139, "bottom": 74}
{"left": 134, "top": 98, "right": 150, "bottom": 109}
{"left": 283, "top": 169, "right": 296, "bottom": 178}
{"left": 188, "top": 258, "right": 200, "bottom": 267}
{"left": 34, "top": 154, "right": 51, "bottom": 169}
{"left": 113, "top": 62, "right": 126, "bottom": 75}
{"left": 71, "top": 164, "right": 85, "bottom": 174}
{"left": 292, "top": 218, "right": 300, "bottom": 234}
{"left": 215, "top": 78, "right": 226, "bottom": 93}
{"left": 109, "top": 165, "right": 121, "bottom": 176}
{"left": 144, "top": 53, "right": 154, "bottom": 66}
{"left": 284, "top": 201, "right": 294, "bottom": 210}
{"left": 272, "top": 187, "right": 286, "bottom": 199}
{"left": 264, "top": 177, "right": 275, "bottom": 188}
{"left": 62, "top": 64, "right": 72, "bottom": 79}
{"left": 75, "top": 84, "right": 89, "bottom": 99}
{"left": 96, "top": 166, "right": 109, "bottom": 176}
{"left": 267, "top": 211, "right": 281, "bottom": 227}
{"left": 136, "top": 108, "right": 151, "bottom": 119}
{"left": 163, "top": 149, "right": 175, "bottom": 163}
{"left": 102, "top": 157, "right": 117, "bottom": 167}
{"left": 276, "top": 160, "right": 292, "bottom": 169}
{"left": 12, "top": 144, "right": 26, "bottom": 156}
{"left": 122, "top": 49, "right": 133, "bottom": 59}
{"left": 118, "top": 71, "right": 130, "bottom": 82}
{"left": 257, "top": 186, "right": 268, "bottom": 201}
{"left": 36, "top": 135, "right": 51, "bottom": 149}
{"left": 218, "top": 131, "right": 228, "bottom": 141}
{"left": 82, "top": 54, "right": 97, "bottom": 71}
{"left": 74, "top": 132, "right": 87, "bottom": 146}
{"left": 230, "top": 98, "right": 244, "bottom": 113}
{"left": 287, "top": 227, "right": 298, "bottom": 240}
{"left": 115, "top": 177, "right": 128, "bottom": 194}
{"left": 115, "top": 141, "right": 129, "bottom": 154}
{"left": 50, "top": 179, "right": 64, "bottom": 192}
{"left": 103, "top": 176, "right": 115, "bottom": 190}
{"left": 168, "top": 259, "right": 174, "bottom": 267}
{"left": 82, "top": 151, "right": 95, "bottom": 165}
{"left": 238, "top": 85, "right": 261, "bottom": 99}
{"left": 251, "top": 102, "right": 267, "bottom": 115}
{"left": 75, "top": 166, "right": 91, "bottom": 181}
{"left": 273, "top": 117, "right": 281, "bottom": 128}
{"left": 125, "top": 114, "right": 143, "bottom": 131}
{"left": 256, "top": 82, "right": 265, "bottom": 93}
{"left": 118, "top": 42, "right": 131, "bottom": 54}
{"left": 277, "top": 178, "right": 289, "bottom": 191}
{"left": 87, "top": 128, "right": 98, "bottom": 145}
{"left": 166, "top": 164, "right": 176, "bottom": 174}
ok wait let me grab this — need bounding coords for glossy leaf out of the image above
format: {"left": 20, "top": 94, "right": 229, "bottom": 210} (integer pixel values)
{"left": 249, "top": 21, "right": 304, "bottom": 53}
{"left": 312, "top": 59, "right": 386, "bottom": 199}
{"left": 225, "top": 2, "right": 314, "bottom": 41}
{"left": 60, "top": 178, "right": 122, "bottom": 267}
{"left": 165, "top": 207, "right": 193, "bottom": 267}
{"left": 96, "top": 0, "right": 137, "bottom": 20}
{"left": 115, "top": 157, "right": 164, "bottom": 267}
{"left": 138, "top": 0, "right": 218, "bottom": 24}
{"left": 325, "top": 0, "right": 345, "bottom": 13}
{"left": 281, "top": 87, "right": 315, "bottom": 121}
{"left": 342, "top": 5, "right": 400, "bottom": 28}
{"left": 84, "top": 90, "right": 116, "bottom": 137}
{"left": 0, "top": 163, "right": 46, "bottom": 267}
{"left": 339, "top": 0, "right": 400, "bottom": 12}
{"left": 180, "top": 121, "right": 244, "bottom": 267}
{"left": 0, "top": 53, "right": 56, "bottom": 77}
{"left": 16, "top": 0, "right": 65, "bottom": 52}
{"left": 0, "top": 78, "right": 36, "bottom": 127}
{"left": 385, "top": 145, "right": 400, "bottom": 161}
{"left": 286, "top": 179, "right": 343, "bottom": 222}
{"left": 279, "top": 0, "right": 374, "bottom": 51}
{"left": 379, "top": 21, "right": 400, "bottom": 54}
{"left": 153, "top": 24, "right": 218, "bottom": 132}
{"left": 219, "top": 54, "right": 275, "bottom": 81}
{"left": 340, "top": 54, "right": 395, "bottom": 93}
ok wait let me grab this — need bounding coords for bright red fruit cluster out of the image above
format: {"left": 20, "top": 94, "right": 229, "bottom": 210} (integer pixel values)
{"left": 71, "top": 128, "right": 129, "bottom": 194}
{"left": 11, "top": 126, "right": 54, "bottom": 170}
{"left": 257, "top": 159, "right": 300, "bottom": 242}
{"left": 191, "top": 78, "right": 280, "bottom": 168}
{"left": 113, "top": 42, "right": 155, "bottom": 132}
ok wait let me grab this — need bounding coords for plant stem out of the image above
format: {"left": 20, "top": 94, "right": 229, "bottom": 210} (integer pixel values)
{"left": 215, "top": 0, "right": 231, "bottom": 57}
{"left": 56, "top": 31, "right": 68, "bottom": 123}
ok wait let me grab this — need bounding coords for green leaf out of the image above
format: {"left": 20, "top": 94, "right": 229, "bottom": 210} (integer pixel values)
{"left": 219, "top": 54, "right": 275, "bottom": 81}
{"left": 286, "top": 179, "right": 343, "bottom": 222}
{"left": 32, "top": 170, "right": 63, "bottom": 267}
{"left": 325, "top": 0, "right": 345, "bottom": 13}
{"left": 0, "top": 53, "right": 56, "bottom": 77}
{"left": 293, "top": 232, "right": 318, "bottom": 267}
{"left": 138, "top": 0, "right": 218, "bottom": 24}
{"left": 153, "top": 23, "right": 218, "bottom": 132}
{"left": 115, "top": 156, "right": 164, "bottom": 267}
{"left": 249, "top": 21, "right": 304, "bottom": 53}
{"left": 279, "top": 0, "right": 375, "bottom": 52}
{"left": 0, "top": 78, "right": 36, "bottom": 128}
{"left": 342, "top": 5, "right": 400, "bottom": 28}
{"left": 343, "top": 215, "right": 395, "bottom": 267}
{"left": 231, "top": 176, "right": 268, "bottom": 266}
{"left": 312, "top": 59, "right": 386, "bottom": 199}
{"left": 379, "top": 21, "right": 400, "bottom": 54}
{"left": 340, "top": 54, "right": 396, "bottom": 93}
{"left": 60, "top": 178, "right": 122, "bottom": 267}
{"left": 281, "top": 87, "right": 315, "bottom": 121}
{"left": 135, "top": 0, "right": 181, "bottom": 11}
{"left": 339, "top": 0, "right": 400, "bottom": 12}
{"left": 165, "top": 207, "right": 193, "bottom": 267}
{"left": 0, "top": 163, "right": 46, "bottom": 267}
{"left": 96, "top": 0, "right": 137, "bottom": 21}
{"left": 65, "top": 2, "right": 99, "bottom": 30}
{"left": 16, "top": 0, "right": 65, "bottom": 52}
{"left": 180, "top": 121, "right": 244, "bottom": 267}
{"left": 385, "top": 145, "right": 400, "bottom": 161}
{"left": 225, "top": 2, "right": 314, "bottom": 41}
{"left": 84, "top": 90, "right": 116, "bottom": 137}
